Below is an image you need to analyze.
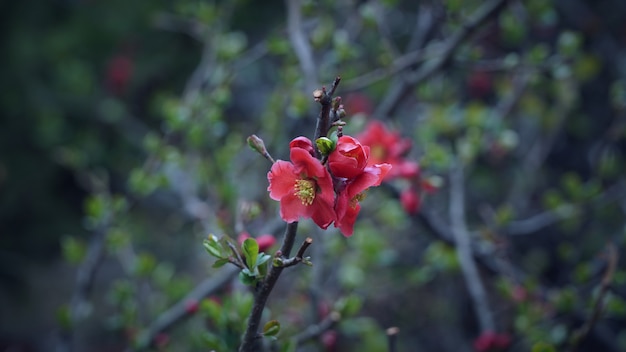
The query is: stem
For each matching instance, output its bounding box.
[313,76,341,158]
[239,222,299,352]
[569,243,618,350]
[386,327,400,352]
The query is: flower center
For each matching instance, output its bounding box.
[371,145,386,161]
[295,179,316,206]
[350,192,367,208]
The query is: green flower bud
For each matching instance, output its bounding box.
[247,134,267,154]
[316,137,336,156]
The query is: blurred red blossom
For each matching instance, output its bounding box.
[237,232,277,253]
[473,331,512,352]
[400,188,421,215]
[357,120,419,180]
[184,299,199,314]
[106,54,133,95]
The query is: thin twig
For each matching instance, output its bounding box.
[227,241,247,269]
[293,311,341,345]
[449,158,495,332]
[133,267,239,350]
[386,327,400,352]
[313,77,341,158]
[375,0,511,118]
[286,0,318,91]
[569,243,619,350]
[277,237,313,268]
[239,222,299,352]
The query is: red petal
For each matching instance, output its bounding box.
[279,193,310,223]
[335,198,360,236]
[346,163,391,198]
[289,136,315,156]
[267,160,297,200]
[311,197,337,229]
[290,147,327,178]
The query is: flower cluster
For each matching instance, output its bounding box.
[357,120,440,215]
[268,136,391,236]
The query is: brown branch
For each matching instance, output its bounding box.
[276,237,313,268]
[239,222,299,352]
[313,77,341,158]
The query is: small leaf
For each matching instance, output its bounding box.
[239,270,257,285]
[203,234,224,258]
[212,258,229,268]
[61,236,86,264]
[263,320,281,337]
[273,257,284,267]
[256,253,271,266]
[242,238,259,269]
[257,253,271,277]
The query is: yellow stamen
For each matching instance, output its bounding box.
[295,179,316,206]
[350,192,367,209]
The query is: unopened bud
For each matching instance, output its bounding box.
[313,89,324,102]
[247,134,267,154]
[332,96,342,110]
[316,137,336,156]
[338,108,347,119]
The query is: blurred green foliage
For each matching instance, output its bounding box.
[2,0,626,351]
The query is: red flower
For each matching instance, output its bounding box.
[400,188,421,215]
[256,234,277,252]
[328,135,370,179]
[357,121,419,180]
[289,136,316,156]
[185,299,199,314]
[268,141,336,229]
[334,163,391,236]
[473,331,511,352]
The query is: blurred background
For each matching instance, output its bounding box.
[1,0,626,351]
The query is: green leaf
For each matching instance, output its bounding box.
[263,319,280,337]
[133,252,157,277]
[56,304,72,330]
[242,238,259,269]
[203,234,224,258]
[256,253,271,277]
[256,253,271,266]
[61,236,86,264]
[239,269,257,285]
[212,258,229,268]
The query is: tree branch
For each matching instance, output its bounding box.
[286,0,318,91]
[569,243,619,350]
[293,311,341,345]
[239,222,299,352]
[134,266,239,350]
[375,0,511,118]
[449,159,495,332]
